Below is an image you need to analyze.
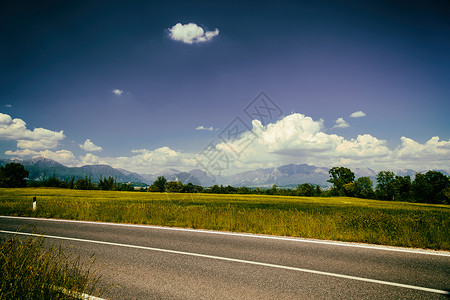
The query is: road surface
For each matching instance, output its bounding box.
[1,216,449,299]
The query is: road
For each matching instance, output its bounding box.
[1,216,449,299]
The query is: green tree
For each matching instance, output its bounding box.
[74,175,93,190]
[44,175,62,188]
[117,182,134,191]
[314,185,322,197]
[150,176,167,192]
[343,182,355,197]
[327,167,355,196]
[183,182,194,193]
[99,176,116,190]
[354,177,374,199]
[67,176,75,189]
[266,184,278,195]
[392,175,411,202]
[210,185,220,194]
[376,171,395,200]
[297,183,314,196]
[412,171,449,204]
[166,181,183,193]
[0,162,29,188]
[237,186,250,194]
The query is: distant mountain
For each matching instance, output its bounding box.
[353,167,377,178]
[0,157,148,184]
[186,169,218,187]
[229,164,330,187]
[75,164,147,183]
[141,168,219,186]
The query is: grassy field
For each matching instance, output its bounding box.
[0,233,103,299]
[0,188,449,250]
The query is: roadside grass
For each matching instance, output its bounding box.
[0,188,449,250]
[0,232,103,299]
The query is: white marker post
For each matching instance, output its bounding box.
[33,196,36,211]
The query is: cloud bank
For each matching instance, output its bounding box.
[168,23,219,44]
[2,112,449,174]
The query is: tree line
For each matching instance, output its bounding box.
[144,167,449,204]
[1,162,448,204]
[326,167,449,204]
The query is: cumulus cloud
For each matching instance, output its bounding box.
[112,89,123,96]
[395,136,450,161]
[210,113,450,173]
[333,117,350,128]
[0,112,64,150]
[350,111,366,118]
[196,125,215,131]
[5,149,77,166]
[79,139,103,152]
[168,23,219,44]
[79,153,103,166]
[217,114,387,162]
[17,139,61,150]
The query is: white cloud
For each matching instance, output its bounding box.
[0,112,64,150]
[17,139,60,150]
[168,23,219,44]
[112,89,123,96]
[121,147,197,172]
[196,125,215,131]
[79,139,103,152]
[350,111,366,118]
[79,153,103,166]
[5,149,77,166]
[333,117,350,128]
[209,113,449,173]
[3,112,448,175]
[395,136,450,161]
[216,114,386,163]
[5,104,12,108]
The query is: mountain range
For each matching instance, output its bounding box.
[1,157,447,188]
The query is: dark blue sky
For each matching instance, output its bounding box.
[1,0,449,173]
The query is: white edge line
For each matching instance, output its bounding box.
[1,230,448,296]
[1,215,449,257]
[53,286,105,300]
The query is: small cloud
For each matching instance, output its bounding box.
[196,125,215,131]
[350,111,366,118]
[333,117,350,128]
[5,104,12,108]
[168,23,219,44]
[112,89,123,96]
[79,139,103,152]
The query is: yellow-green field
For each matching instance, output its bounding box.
[1,188,449,250]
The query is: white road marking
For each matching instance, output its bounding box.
[1,215,449,257]
[1,229,448,295]
[53,286,105,300]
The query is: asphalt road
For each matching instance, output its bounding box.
[1,216,449,299]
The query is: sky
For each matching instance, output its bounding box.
[1,0,449,176]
